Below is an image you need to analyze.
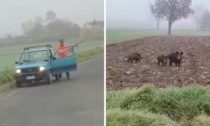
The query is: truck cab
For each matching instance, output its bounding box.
[15,45,77,87]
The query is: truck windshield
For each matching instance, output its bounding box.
[20,50,49,63]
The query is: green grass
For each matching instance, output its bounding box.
[107,29,210,44]
[76,47,103,62]
[0,69,14,84]
[107,85,210,126]
[0,82,15,93]
[190,115,210,126]
[107,109,179,126]
[0,69,15,93]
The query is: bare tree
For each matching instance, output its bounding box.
[151,0,193,35]
[21,20,34,35]
[34,16,44,25]
[46,11,56,23]
[192,5,206,31]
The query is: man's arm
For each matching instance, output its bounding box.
[64,45,71,53]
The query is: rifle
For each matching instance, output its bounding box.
[70,39,84,50]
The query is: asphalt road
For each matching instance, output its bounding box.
[0,56,104,126]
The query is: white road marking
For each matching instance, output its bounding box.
[6,90,18,97]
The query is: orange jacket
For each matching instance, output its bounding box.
[56,43,71,58]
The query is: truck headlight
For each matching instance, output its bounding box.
[39,66,45,71]
[16,69,21,74]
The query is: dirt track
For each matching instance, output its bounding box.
[107,36,210,90]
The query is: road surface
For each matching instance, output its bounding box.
[0,56,104,126]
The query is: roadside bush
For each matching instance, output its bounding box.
[0,69,14,85]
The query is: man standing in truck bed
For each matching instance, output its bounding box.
[56,39,71,79]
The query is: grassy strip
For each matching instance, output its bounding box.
[107,85,210,126]
[0,82,15,93]
[0,47,103,93]
[107,109,179,126]
[0,69,15,94]
[0,69,14,85]
[107,29,210,44]
[76,47,103,62]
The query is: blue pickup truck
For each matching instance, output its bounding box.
[14,45,77,87]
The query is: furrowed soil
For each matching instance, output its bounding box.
[107,36,210,90]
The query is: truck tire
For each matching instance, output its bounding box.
[47,71,53,84]
[16,81,22,88]
[59,73,62,79]
[55,74,60,81]
[67,72,70,80]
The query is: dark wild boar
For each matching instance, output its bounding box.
[168,51,183,67]
[157,55,168,66]
[126,53,142,63]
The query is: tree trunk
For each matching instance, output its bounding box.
[168,21,172,35]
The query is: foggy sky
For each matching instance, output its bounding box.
[0,0,103,37]
[107,0,210,29]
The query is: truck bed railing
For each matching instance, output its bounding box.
[24,45,52,51]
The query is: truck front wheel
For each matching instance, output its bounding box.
[47,71,53,84]
[16,81,22,88]
[55,74,60,81]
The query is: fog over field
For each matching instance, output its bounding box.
[107,0,210,29]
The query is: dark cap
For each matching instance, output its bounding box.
[59,39,64,42]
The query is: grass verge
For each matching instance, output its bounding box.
[107,109,179,126]
[76,47,103,62]
[0,69,15,94]
[0,47,103,93]
[107,84,210,126]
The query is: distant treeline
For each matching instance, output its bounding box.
[0,11,104,46]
